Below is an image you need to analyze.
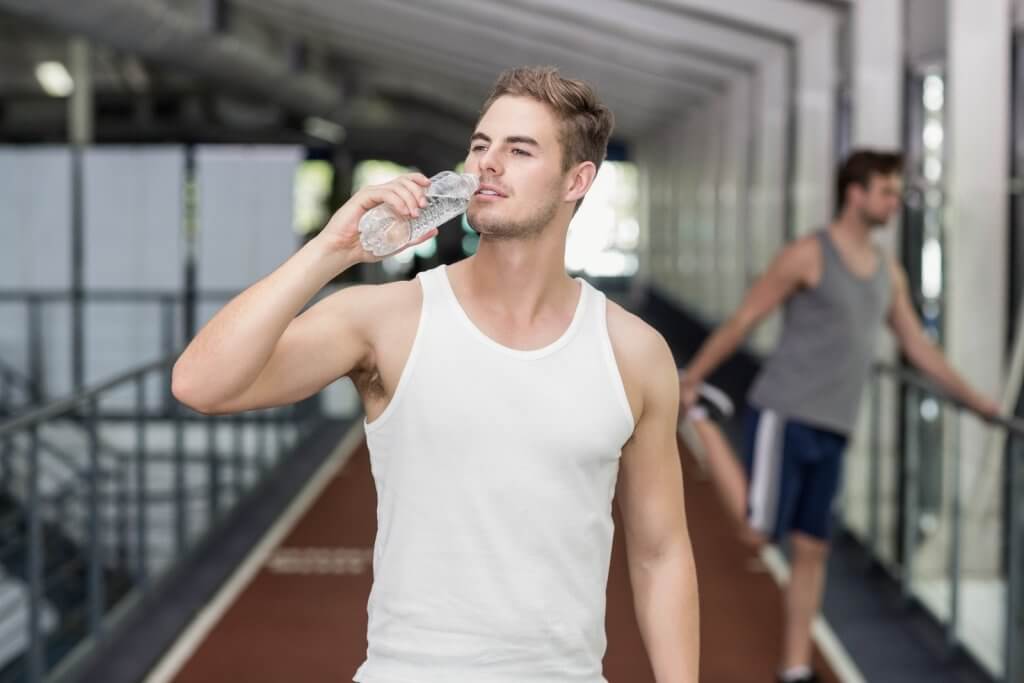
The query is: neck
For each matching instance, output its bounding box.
[830,210,874,246]
[455,220,575,320]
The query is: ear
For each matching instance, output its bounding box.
[847,183,864,206]
[563,161,598,204]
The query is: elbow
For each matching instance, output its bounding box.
[171,361,221,415]
[631,535,691,573]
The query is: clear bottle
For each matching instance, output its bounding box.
[358,171,480,257]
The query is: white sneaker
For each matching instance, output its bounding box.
[679,373,735,422]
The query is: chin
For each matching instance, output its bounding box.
[468,209,510,234]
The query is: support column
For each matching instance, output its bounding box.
[68,37,93,393]
[793,22,840,236]
[852,0,904,148]
[947,0,1010,578]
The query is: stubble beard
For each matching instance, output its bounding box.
[859,206,892,229]
[467,192,562,241]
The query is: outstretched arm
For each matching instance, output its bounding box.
[618,330,699,683]
[886,259,1000,417]
[680,238,816,407]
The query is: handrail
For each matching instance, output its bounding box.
[873,361,1024,435]
[0,359,169,436]
[0,356,37,394]
[0,354,319,681]
[862,361,1022,682]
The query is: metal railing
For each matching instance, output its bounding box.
[0,356,322,682]
[0,289,254,403]
[0,357,38,417]
[856,362,1024,682]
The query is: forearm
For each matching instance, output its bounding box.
[629,542,700,683]
[908,341,989,412]
[683,317,748,384]
[172,235,355,409]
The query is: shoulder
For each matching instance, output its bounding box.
[606,299,669,362]
[605,299,677,420]
[781,233,822,268]
[885,253,905,281]
[885,253,908,293]
[766,232,822,287]
[317,276,423,333]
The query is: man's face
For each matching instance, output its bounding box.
[464,95,569,239]
[853,173,903,227]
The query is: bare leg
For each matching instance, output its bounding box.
[781,532,829,673]
[689,419,749,530]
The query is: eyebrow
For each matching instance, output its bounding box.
[470,132,540,147]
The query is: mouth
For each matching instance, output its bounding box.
[474,183,508,199]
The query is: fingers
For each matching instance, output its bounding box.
[359,186,413,220]
[367,188,415,219]
[408,227,439,248]
[366,173,429,218]
[399,174,430,207]
[679,387,698,411]
[408,172,431,188]
[390,179,425,217]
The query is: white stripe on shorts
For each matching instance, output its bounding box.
[749,410,784,535]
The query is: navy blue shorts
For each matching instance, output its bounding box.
[743,407,848,542]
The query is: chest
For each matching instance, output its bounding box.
[799,267,890,333]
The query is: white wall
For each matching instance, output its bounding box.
[83,146,187,399]
[639,52,790,349]
[195,145,303,326]
[0,147,73,398]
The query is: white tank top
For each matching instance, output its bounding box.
[354,264,635,683]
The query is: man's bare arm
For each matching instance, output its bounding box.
[886,259,1000,417]
[618,326,699,683]
[172,173,434,414]
[680,237,817,404]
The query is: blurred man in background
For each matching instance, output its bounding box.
[678,149,1000,683]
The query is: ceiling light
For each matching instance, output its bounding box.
[35,61,74,97]
[303,117,346,144]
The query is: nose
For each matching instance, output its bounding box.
[477,146,503,177]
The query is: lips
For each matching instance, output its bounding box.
[475,183,508,198]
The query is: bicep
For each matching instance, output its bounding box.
[886,262,926,348]
[215,287,373,413]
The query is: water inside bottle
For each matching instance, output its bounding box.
[408,194,472,241]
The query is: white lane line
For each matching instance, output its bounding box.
[760,545,867,683]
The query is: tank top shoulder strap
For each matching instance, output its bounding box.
[585,283,635,432]
[586,281,607,329]
[873,244,891,286]
[414,264,448,314]
[817,228,838,262]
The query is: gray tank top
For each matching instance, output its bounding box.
[747,230,891,435]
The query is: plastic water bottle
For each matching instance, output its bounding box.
[358,171,480,257]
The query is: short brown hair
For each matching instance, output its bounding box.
[836,149,904,211]
[479,66,615,173]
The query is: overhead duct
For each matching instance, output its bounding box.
[0,0,343,120]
